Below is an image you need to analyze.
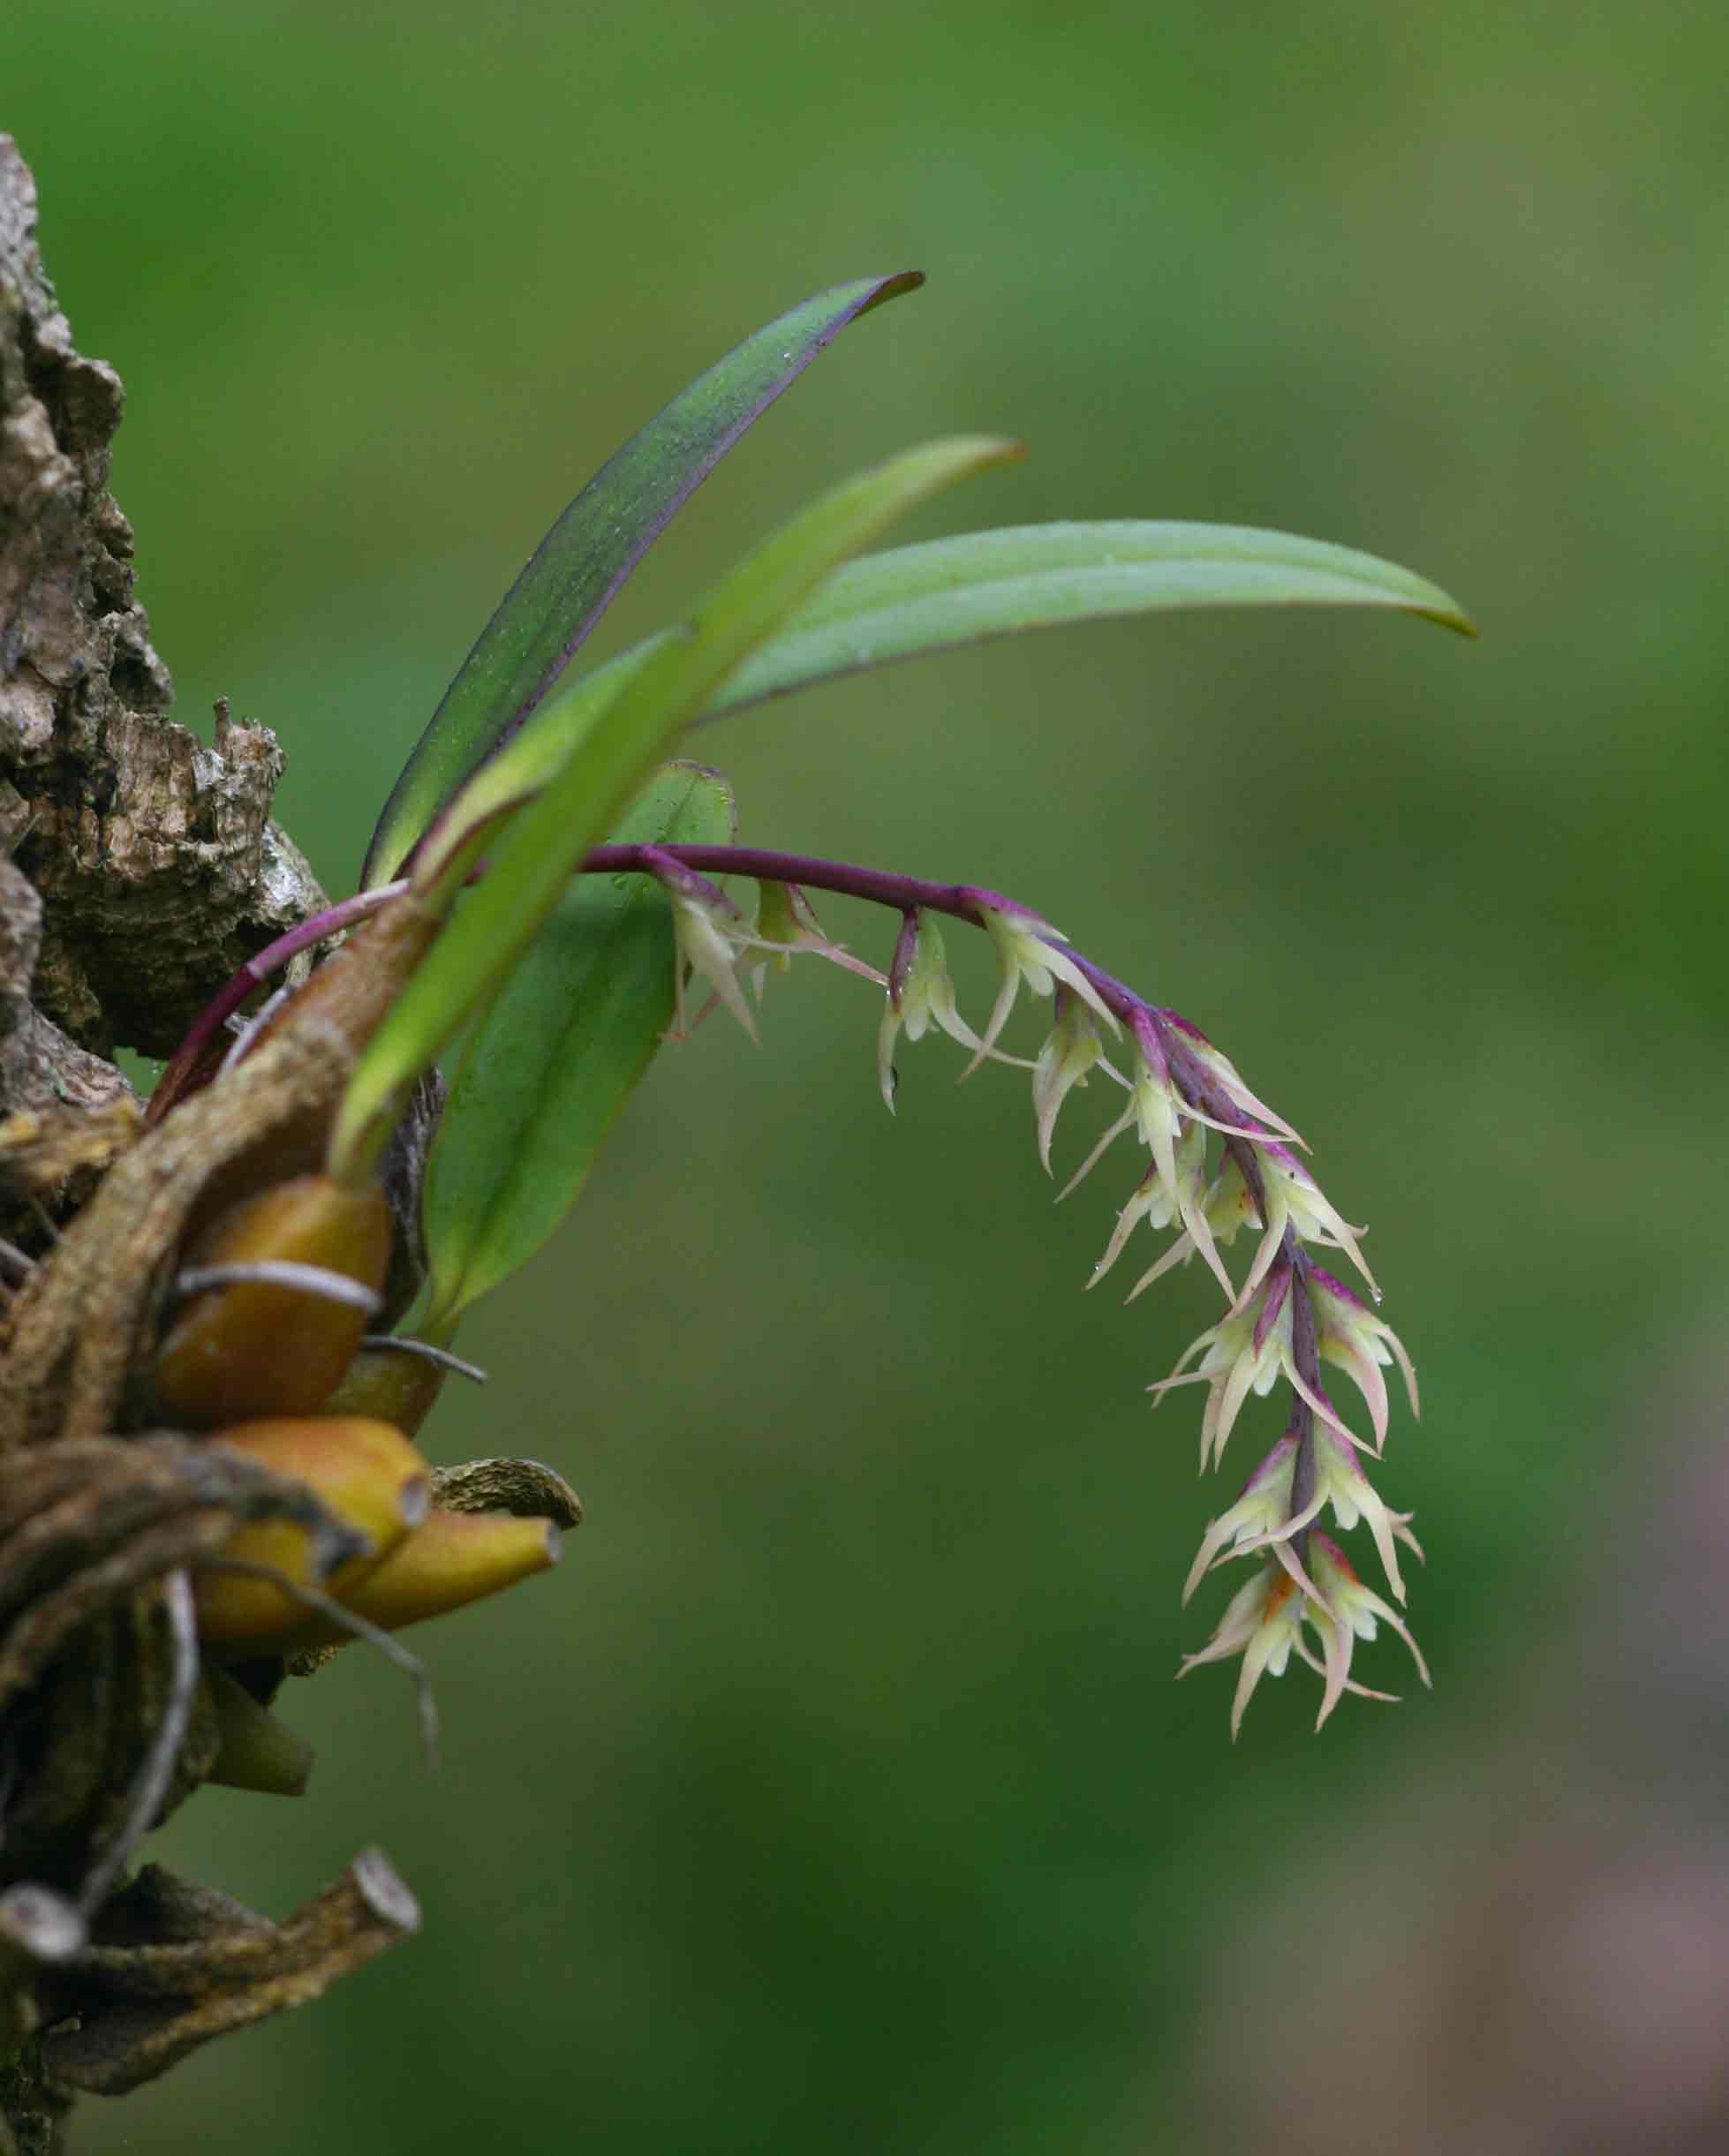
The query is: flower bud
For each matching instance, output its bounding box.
[155,1175,393,1425]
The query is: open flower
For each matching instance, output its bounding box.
[1241,1141,1374,1300]
[1067,1013,1264,1300]
[1309,1265,1419,1452]
[1149,1262,1301,1468]
[1155,1255,1380,1459]
[1306,1532,1431,1727]
[1160,1009,1304,1148]
[1121,1148,1262,1301]
[744,880,886,1003]
[1090,1117,1198,1266]
[1181,1529,1429,1735]
[1031,988,1111,1171]
[1207,1419,1422,1603]
[964,901,1117,1074]
[1182,1433,1301,1603]
[662,869,758,1040]
[877,911,986,1111]
[1176,1560,1310,1739]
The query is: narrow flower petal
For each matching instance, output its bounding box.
[1150,1270,1292,1469]
[1280,1361,1375,1456]
[1260,1144,1377,1294]
[671,893,759,1041]
[963,906,1118,1081]
[1174,1167,1238,1303]
[1023,936,1119,1036]
[738,891,888,991]
[879,911,997,1105]
[1057,1101,1136,1202]
[1123,1232,1197,1302]
[1227,1571,1306,1739]
[877,997,902,1113]
[1310,1534,1431,1689]
[1310,1423,1407,1601]
[1182,1436,1297,1603]
[1161,1014,1307,1148]
[1267,1531,1328,1611]
[1310,1267,1420,1422]
[1089,1166,1168,1291]
[965,961,1023,1077]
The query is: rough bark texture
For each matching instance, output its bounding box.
[0,132,322,1104]
[0,139,375,2154]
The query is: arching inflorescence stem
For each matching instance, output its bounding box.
[576,838,1429,1735]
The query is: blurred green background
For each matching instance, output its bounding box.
[11,1,1729,2148]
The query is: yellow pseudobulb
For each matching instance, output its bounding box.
[193,1415,430,1643]
[155,1175,392,1425]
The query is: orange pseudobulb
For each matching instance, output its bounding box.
[193,1416,431,1644]
[155,1175,392,1426]
[264,1506,561,1655]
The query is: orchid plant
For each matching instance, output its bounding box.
[0,265,1480,2135]
[160,270,1469,1736]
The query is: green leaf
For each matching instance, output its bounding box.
[709,519,1476,710]
[361,270,924,889]
[415,763,736,1335]
[328,433,1020,1180]
[441,521,1473,818]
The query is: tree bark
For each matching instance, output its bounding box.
[2,137,342,2151]
[0,133,322,1171]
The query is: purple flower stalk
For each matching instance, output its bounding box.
[147,882,409,1124]
[578,840,1427,1734]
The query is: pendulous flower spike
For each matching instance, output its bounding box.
[480,833,1428,1735]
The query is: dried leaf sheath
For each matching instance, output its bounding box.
[0,894,441,1451]
[39,1852,420,2096]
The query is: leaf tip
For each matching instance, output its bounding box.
[1414,584,1477,638]
[855,270,926,317]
